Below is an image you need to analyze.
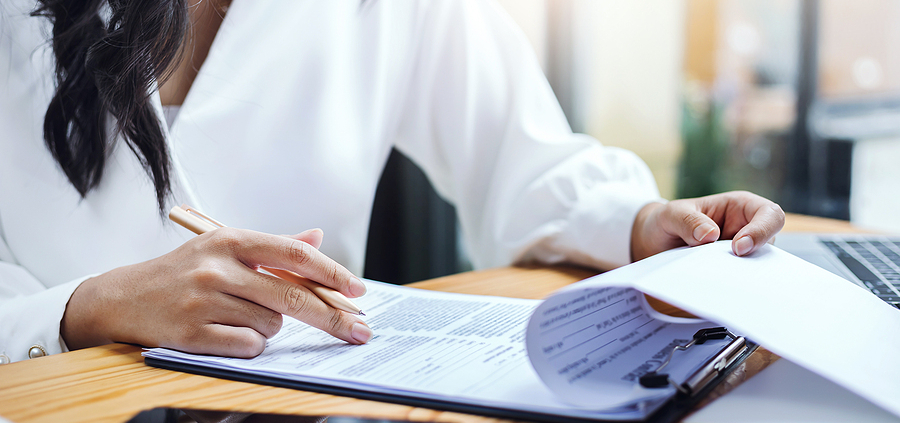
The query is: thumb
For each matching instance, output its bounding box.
[661,203,721,247]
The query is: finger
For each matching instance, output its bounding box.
[731,201,785,256]
[658,200,722,247]
[284,228,324,249]
[223,266,373,345]
[206,294,284,339]
[210,228,365,298]
[177,324,268,358]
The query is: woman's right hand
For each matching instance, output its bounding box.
[60,228,372,358]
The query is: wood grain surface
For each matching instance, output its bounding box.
[0,214,862,423]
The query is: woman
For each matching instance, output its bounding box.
[0,0,783,363]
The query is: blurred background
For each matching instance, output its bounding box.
[365,0,900,284]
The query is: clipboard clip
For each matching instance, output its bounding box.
[639,327,747,396]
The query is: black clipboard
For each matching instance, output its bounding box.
[144,329,757,423]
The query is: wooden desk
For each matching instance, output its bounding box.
[0,214,863,423]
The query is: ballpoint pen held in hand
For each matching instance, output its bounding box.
[169,205,365,316]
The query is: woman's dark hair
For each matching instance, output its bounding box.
[32,0,188,212]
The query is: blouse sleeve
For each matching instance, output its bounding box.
[0,1,91,364]
[0,216,86,363]
[392,0,663,271]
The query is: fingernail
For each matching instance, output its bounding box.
[693,224,716,242]
[735,236,754,256]
[349,277,367,297]
[351,322,372,344]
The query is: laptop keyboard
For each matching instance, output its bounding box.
[821,238,900,308]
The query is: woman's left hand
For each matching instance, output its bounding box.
[630,191,785,262]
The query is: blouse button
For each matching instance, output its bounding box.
[28,345,47,359]
[0,354,9,364]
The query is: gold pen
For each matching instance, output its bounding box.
[169,205,365,316]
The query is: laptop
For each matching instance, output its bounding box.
[775,233,900,309]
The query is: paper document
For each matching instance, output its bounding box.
[145,281,723,420]
[144,241,900,421]
[553,241,900,418]
[686,358,900,423]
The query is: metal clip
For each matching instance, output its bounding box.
[639,327,748,396]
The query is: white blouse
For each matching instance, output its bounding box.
[162,105,182,129]
[0,0,661,363]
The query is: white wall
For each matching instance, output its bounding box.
[576,1,686,200]
[496,1,686,199]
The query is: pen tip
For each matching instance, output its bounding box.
[359,311,366,316]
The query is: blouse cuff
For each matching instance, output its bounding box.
[0,276,91,363]
[555,183,664,270]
